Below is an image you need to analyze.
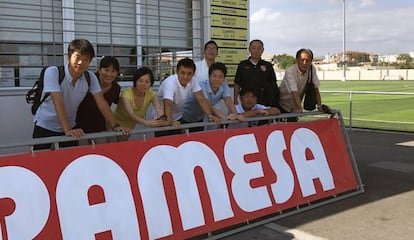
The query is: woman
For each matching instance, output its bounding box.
[113,67,167,128]
[76,56,121,133]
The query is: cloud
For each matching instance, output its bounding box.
[250,2,414,56]
[359,0,376,8]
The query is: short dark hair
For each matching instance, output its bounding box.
[296,48,314,60]
[176,58,196,72]
[99,56,120,72]
[239,88,259,98]
[132,67,155,87]
[68,39,95,60]
[204,40,218,50]
[249,39,264,48]
[209,62,227,77]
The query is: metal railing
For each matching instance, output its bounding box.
[0,111,337,156]
[321,90,414,131]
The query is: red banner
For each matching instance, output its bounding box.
[0,119,358,239]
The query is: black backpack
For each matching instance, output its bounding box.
[25,65,91,115]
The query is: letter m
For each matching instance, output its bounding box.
[137,141,234,239]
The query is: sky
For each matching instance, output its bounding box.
[249,0,414,57]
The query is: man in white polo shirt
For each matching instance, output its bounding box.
[155,58,219,137]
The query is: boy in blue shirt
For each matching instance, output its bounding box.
[182,62,243,132]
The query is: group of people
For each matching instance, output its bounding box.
[32,38,327,150]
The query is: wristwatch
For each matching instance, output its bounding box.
[112,123,121,131]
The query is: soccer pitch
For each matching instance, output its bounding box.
[318,80,414,132]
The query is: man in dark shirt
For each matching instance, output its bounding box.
[233,39,280,109]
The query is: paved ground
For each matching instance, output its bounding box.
[215,129,414,240]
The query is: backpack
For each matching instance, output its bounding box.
[25,65,91,115]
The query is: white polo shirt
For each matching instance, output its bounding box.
[194,59,209,82]
[157,74,201,121]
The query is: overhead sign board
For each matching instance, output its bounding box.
[211,15,248,29]
[217,48,247,64]
[211,6,247,17]
[211,0,247,9]
[210,0,248,84]
[214,39,246,49]
[211,27,247,41]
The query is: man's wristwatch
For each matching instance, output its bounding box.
[112,123,121,131]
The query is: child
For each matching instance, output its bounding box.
[229,88,280,129]
[182,62,242,132]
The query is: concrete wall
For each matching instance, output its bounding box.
[316,69,413,80]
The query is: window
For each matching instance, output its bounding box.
[0,0,202,87]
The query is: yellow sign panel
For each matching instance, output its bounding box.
[211,27,247,40]
[214,39,247,49]
[211,6,247,17]
[217,48,247,64]
[225,64,238,77]
[211,15,247,29]
[211,0,247,9]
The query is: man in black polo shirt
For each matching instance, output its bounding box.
[233,39,280,110]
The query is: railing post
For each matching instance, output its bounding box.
[349,91,353,130]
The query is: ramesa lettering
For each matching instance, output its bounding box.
[0,128,335,239]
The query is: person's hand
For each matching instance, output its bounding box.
[320,104,332,114]
[207,115,221,124]
[292,107,303,113]
[256,109,269,115]
[112,126,130,135]
[156,114,167,121]
[170,120,180,127]
[227,113,245,121]
[65,128,84,138]
[145,119,169,128]
[235,114,245,121]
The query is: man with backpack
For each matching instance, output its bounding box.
[32,39,129,150]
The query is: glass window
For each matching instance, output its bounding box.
[0,0,201,86]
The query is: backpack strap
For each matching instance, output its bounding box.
[84,70,91,87]
[40,65,65,104]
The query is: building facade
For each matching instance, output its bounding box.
[0,0,250,151]
[0,0,211,87]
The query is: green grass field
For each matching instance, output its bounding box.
[317,80,414,132]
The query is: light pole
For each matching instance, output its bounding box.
[341,0,346,81]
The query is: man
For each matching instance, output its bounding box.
[33,39,128,150]
[279,48,324,119]
[182,62,243,132]
[194,40,229,115]
[194,40,219,82]
[233,39,280,109]
[155,58,219,137]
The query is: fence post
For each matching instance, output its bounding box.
[349,91,353,130]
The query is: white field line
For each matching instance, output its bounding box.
[349,118,414,125]
[321,90,414,95]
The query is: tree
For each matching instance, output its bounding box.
[396,54,413,69]
[272,54,296,69]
